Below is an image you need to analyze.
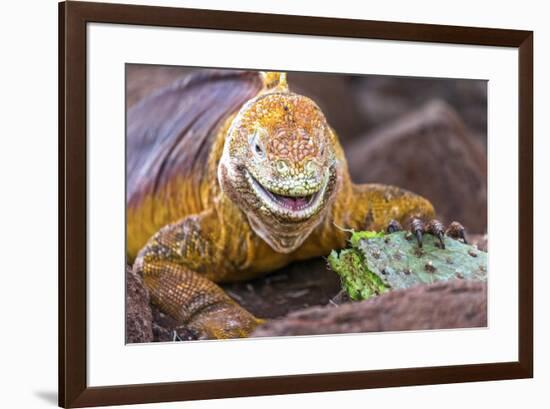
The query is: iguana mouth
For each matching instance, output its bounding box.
[245,170,327,220]
[263,189,316,211]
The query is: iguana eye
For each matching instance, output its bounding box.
[251,131,266,159]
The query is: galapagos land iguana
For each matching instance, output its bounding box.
[128,70,465,339]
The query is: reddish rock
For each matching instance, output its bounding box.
[252,280,487,337]
[346,100,487,233]
[222,257,341,319]
[353,75,487,142]
[126,265,154,343]
[469,234,488,252]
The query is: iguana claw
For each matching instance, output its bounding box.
[409,218,425,248]
[387,218,467,250]
[386,219,403,234]
[426,219,446,249]
[446,221,468,244]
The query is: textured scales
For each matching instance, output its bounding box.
[129,70,435,339]
[127,70,263,258]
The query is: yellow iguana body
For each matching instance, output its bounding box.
[128,70,435,339]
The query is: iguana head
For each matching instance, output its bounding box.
[218,72,341,253]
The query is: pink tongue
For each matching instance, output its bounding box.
[280,196,309,210]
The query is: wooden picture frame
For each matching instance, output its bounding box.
[59,1,533,407]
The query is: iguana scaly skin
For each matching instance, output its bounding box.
[128,70,435,339]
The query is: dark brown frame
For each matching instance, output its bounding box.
[59,1,533,407]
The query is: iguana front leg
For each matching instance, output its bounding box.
[346,183,467,246]
[133,211,262,340]
[346,183,436,231]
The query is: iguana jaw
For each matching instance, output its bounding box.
[246,210,325,254]
[218,157,338,254]
[245,169,328,221]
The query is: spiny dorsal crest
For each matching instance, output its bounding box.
[260,72,289,93]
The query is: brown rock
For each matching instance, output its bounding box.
[252,280,487,337]
[150,306,198,342]
[353,75,487,142]
[469,234,488,252]
[347,100,487,233]
[222,257,341,319]
[126,265,154,343]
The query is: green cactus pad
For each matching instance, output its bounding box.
[328,230,487,301]
[328,248,389,301]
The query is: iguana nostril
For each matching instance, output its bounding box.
[275,160,290,176]
[305,160,319,177]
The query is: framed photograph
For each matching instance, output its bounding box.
[59,1,533,407]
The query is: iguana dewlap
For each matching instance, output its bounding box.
[128,70,435,339]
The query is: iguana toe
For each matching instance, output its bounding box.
[445,221,468,244]
[399,218,467,249]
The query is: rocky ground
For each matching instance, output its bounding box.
[125,66,488,343]
[127,234,488,343]
[253,280,487,337]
